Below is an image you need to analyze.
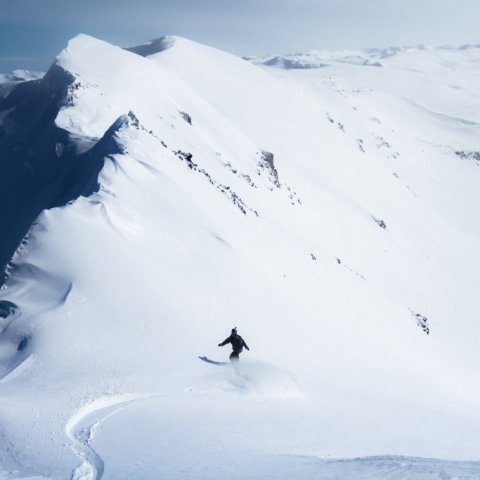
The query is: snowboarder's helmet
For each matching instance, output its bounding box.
[231,327,237,334]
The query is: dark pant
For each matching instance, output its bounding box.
[229,352,240,362]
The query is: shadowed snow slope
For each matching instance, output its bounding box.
[0,34,480,479]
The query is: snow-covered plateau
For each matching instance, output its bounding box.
[0,35,479,479]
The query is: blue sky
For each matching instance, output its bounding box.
[1,0,479,72]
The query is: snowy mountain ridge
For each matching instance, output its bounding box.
[0,34,480,479]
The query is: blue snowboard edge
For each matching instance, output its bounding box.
[198,356,229,366]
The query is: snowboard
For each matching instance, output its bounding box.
[198,356,229,366]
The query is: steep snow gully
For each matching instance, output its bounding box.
[1,34,480,478]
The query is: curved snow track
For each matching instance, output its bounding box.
[65,394,150,480]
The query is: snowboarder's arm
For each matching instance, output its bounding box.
[243,339,250,351]
[218,336,231,347]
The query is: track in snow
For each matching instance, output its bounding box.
[65,394,150,480]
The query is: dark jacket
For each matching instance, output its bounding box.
[219,333,249,354]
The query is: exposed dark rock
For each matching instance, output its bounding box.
[174,150,256,216]
[224,162,257,188]
[66,80,82,106]
[258,150,280,188]
[413,311,430,335]
[375,135,391,149]
[179,111,192,125]
[175,150,197,169]
[17,335,30,352]
[127,111,140,128]
[455,150,480,164]
[373,217,387,229]
[0,300,18,319]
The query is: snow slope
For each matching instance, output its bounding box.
[0,35,480,479]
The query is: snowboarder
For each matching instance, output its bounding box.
[218,327,249,362]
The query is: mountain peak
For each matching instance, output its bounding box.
[61,33,111,55]
[126,35,178,57]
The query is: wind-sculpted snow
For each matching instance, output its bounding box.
[0,62,124,283]
[0,33,480,478]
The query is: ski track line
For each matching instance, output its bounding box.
[65,393,155,480]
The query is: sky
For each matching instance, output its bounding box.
[0,0,479,73]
